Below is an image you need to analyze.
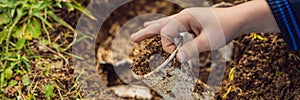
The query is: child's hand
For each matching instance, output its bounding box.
[131,0,279,62]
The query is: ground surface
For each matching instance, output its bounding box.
[130,36,180,75]
[94,0,300,100]
[215,33,300,99]
[2,0,91,99]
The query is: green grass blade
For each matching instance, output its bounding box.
[69,1,96,20]
[0,31,6,45]
[16,38,26,50]
[22,74,31,86]
[4,68,13,80]
[0,14,10,25]
[25,18,42,39]
[47,10,74,31]
[33,0,52,11]
[33,12,54,30]
[45,84,54,99]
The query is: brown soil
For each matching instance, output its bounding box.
[2,0,91,99]
[215,33,300,99]
[29,0,91,99]
[130,36,180,75]
[96,0,183,85]
[96,0,183,99]
[96,0,300,99]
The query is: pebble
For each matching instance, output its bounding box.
[109,85,152,100]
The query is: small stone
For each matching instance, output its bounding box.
[110,85,152,99]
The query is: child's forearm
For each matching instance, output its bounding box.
[231,0,280,34]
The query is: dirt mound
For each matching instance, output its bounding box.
[215,33,300,99]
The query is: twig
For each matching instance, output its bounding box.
[195,78,213,91]
[37,41,69,66]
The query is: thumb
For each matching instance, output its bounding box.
[176,33,210,62]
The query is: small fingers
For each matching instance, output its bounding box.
[132,17,173,42]
[143,17,169,27]
[160,19,187,54]
[176,31,210,62]
[131,23,163,42]
[161,34,176,54]
[144,20,157,27]
[143,14,178,27]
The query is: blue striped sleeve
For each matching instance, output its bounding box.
[288,0,300,23]
[266,0,300,50]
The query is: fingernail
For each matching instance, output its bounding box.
[177,52,186,62]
